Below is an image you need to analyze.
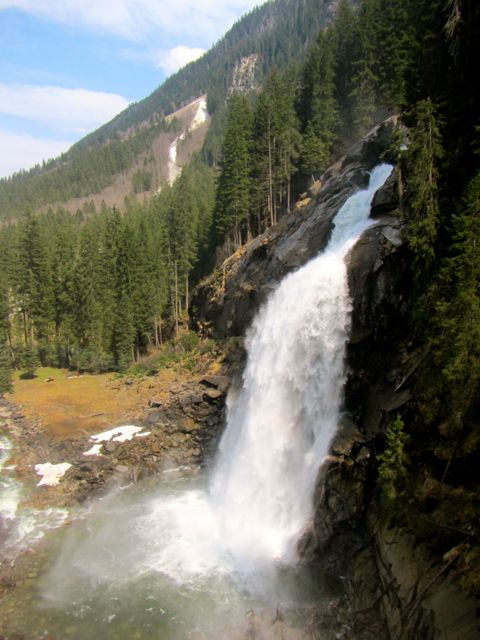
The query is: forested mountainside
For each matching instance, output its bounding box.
[0,0,478,383]
[0,0,358,221]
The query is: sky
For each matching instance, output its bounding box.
[0,0,262,179]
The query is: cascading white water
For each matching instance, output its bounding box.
[40,164,393,615]
[102,163,394,588]
[207,163,394,571]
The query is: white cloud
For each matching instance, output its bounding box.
[0,0,262,43]
[154,46,205,75]
[0,83,130,133]
[0,129,73,178]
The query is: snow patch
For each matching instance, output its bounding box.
[168,96,209,185]
[35,462,72,487]
[190,98,208,131]
[83,425,150,456]
[168,136,184,185]
[83,444,104,457]
[89,425,151,444]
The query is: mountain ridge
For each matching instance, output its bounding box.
[0,0,358,221]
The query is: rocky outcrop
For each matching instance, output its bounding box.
[230,54,260,94]
[191,118,479,639]
[191,117,399,340]
[0,375,229,507]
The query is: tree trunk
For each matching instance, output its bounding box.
[174,261,179,338]
[268,119,274,227]
[22,309,28,346]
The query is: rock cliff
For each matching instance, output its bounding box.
[191,118,479,639]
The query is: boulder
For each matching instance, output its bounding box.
[370,169,400,217]
[200,375,230,393]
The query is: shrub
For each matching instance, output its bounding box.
[177,331,200,353]
[378,414,411,508]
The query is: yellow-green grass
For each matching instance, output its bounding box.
[8,366,185,439]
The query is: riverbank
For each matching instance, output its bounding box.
[0,350,234,637]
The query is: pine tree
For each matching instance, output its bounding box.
[15,212,54,350]
[214,93,253,251]
[300,122,327,180]
[298,31,338,180]
[350,0,380,138]
[71,222,104,359]
[21,343,40,379]
[333,0,359,144]
[275,68,301,213]
[112,223,135,369]
[378,415,411,508]
[374,0,416,108]
[251,69,300,231]
[0,280,12,395]
[434,169,480,411]
[99,207,123,355]
[251,74,282,230]
[406,99,443,270]
[50,218,77,366]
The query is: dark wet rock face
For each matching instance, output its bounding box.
[191,117,479,639]
[191,118,399,340]
[370,168,400,218]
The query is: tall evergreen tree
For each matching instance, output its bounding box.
[71,222,104,360]
[0,279,12,395]
[406,99,443,270]
[251,69,300,231]
[50,219,77,366]
[215,93,253,250]
[435,170,480,412]
[332,0,359,144]
[112,223,135,369]
[251,80,278,230]
[374,0,416,108]
[15,212,53,350]
[350,0,380,138]
[298,31,338,179]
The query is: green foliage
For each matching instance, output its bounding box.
[199,338,216,355]
[405,99,443,270]
[0,281,12,395]
[377,415,411,508]
[298,31,339,177]
[177,331,200,353]
[214,93,253,248]
[71,349,115,374]
[433,170,480,412]
[0,119,171,220]
[0,155,216,374]
[20,343,40,379]
[332,0,359,143]
[0,343,12,395]
[132,169,153,193]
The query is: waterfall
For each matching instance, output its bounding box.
[115,163,394,587]
[41,164,393,612]
[208,163,393,571]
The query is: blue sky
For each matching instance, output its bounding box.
[0,0,262,178]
